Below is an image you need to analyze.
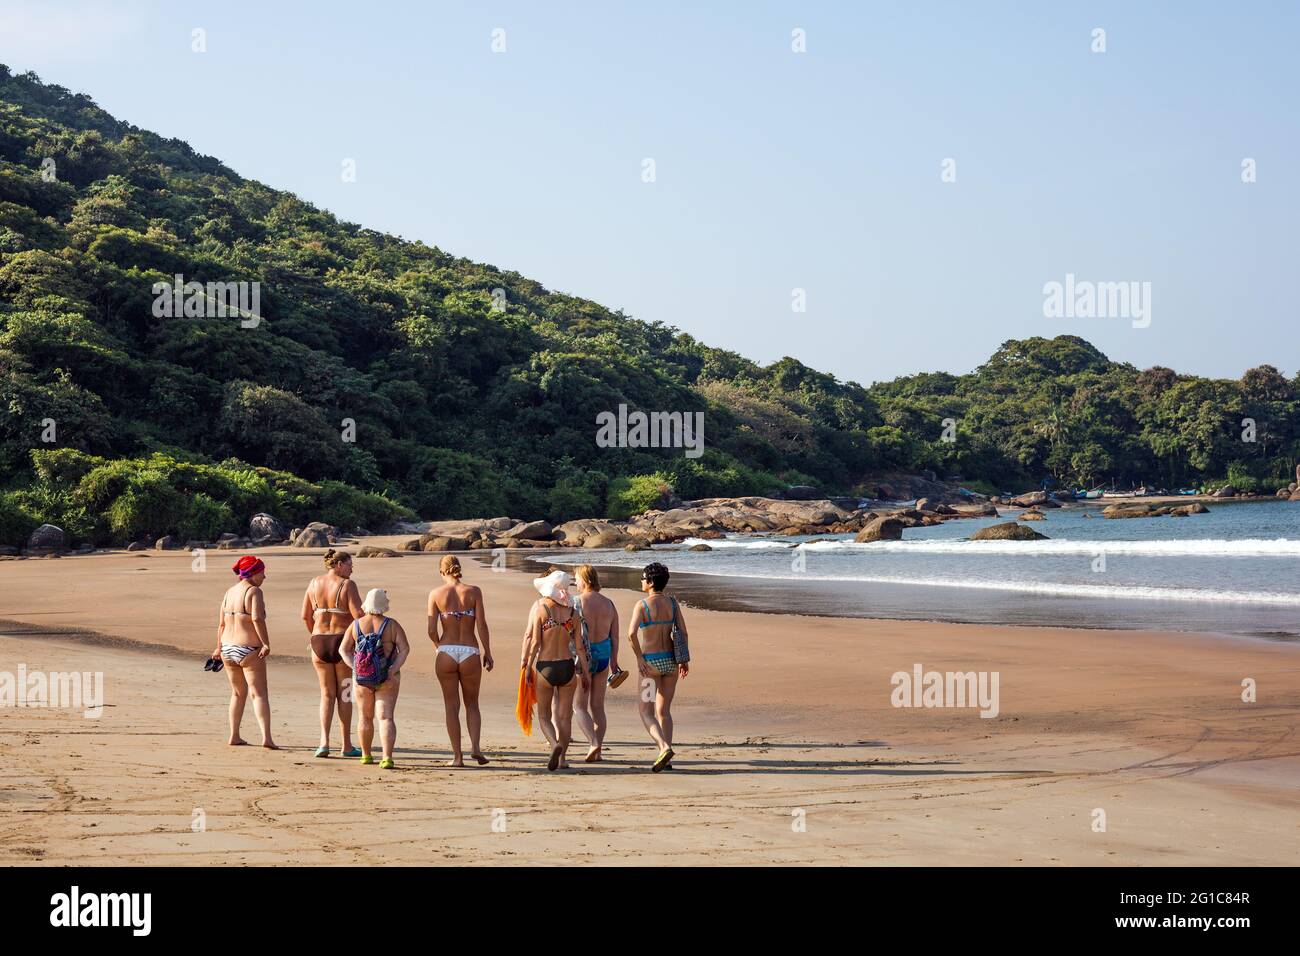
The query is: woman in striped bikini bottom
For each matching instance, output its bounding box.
[212,556,277,750]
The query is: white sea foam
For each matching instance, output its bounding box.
[823,575,1300,605]
[684,536,1300,558]
[682,537,796,551]
[647,565,1300,605]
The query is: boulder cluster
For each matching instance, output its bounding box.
[26,470,1295,560]
[1102,502,1209,519]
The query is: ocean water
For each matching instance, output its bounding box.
[527,499,1300,639]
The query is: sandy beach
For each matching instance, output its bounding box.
[2,543,1298,866]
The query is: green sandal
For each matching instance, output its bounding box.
[359,754,374,765]
[380,758,395,769]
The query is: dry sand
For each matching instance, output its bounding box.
[1,543,1298,865]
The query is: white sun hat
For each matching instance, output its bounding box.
[362,587,390,615]
[533,569,572,604]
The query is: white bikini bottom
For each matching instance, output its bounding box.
[438,644,479,664]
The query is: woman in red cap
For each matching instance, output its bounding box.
[211,555,278,748]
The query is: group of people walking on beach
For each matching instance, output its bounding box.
[211,551,690,772]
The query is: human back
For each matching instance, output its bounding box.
[636,591,678,656]
[577,588,616,645]
[221,579,263,645]
[535,598,577,660]
[308,559,359,637]
[431,579,481,645]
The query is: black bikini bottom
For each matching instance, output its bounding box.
[311,633,345,665]
[536,659,576,687]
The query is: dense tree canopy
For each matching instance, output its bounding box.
[2,65,1297,545]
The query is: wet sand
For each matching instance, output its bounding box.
[1,545,1298,865]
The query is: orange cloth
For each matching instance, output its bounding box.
[515,666,536,736]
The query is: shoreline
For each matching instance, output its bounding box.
[480,537,1300,643]
[6,513,1297,644]
[476,549,1276,640]
[3,550,1298,865]
[0,546,1264,658]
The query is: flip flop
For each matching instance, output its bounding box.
[652,748,674,773]
[379,758,395,769]
[607,668,628,689]
[314,747,329,758]
[359,754,374,765]
[342,747,362,758]
[547,745,563,771]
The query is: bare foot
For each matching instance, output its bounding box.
[261,741,279,750]
[471,753,489,765]
[547,745,563,771]
[584,746,601,763]
[228,737,247,746]
[559,760,570,769]
[446,758,465,768]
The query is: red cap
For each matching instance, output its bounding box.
[232,555,265,578]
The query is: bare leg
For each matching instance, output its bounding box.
[312,657,337,750]
[572,675,597,750]
[590,672,609,748]
[537,698,557,748]
[638,676,671,753]
[224,661,248,745]
[555,679,578,767]
[334,660,354,751]
[581,668,609,761]
[376,676,399,761]
[357,687,376,759]
[435,653,464,766]
[535,677,559,759]
[244,658,277,749]
[457,656,488,763]
[656,672,678,747]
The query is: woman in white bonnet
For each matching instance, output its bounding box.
[340,587,409,769]
[520,569,590,770]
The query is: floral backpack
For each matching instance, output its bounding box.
[353,617,394,687]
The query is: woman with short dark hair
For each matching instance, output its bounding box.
[627,561,689,772]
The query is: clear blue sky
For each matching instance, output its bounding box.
[3,1,1296,385]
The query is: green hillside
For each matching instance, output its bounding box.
[2,65,1297,546]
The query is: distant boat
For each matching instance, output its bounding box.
[1102,487,1158,498]
[1075,489,1104,499]
[1178,488,1200,496]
